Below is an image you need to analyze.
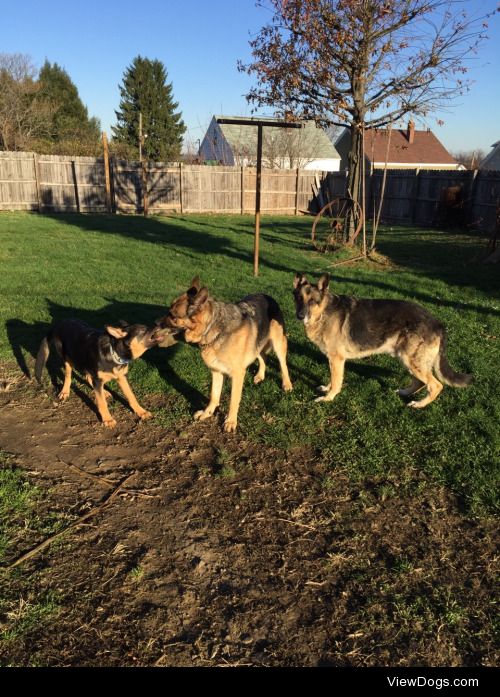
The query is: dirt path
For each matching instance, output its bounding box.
[0,370,497,667]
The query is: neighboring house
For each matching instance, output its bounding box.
[335,120,465,171]
[480,141,500,170]
[199,115,341,171]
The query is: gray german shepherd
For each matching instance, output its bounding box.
[293,273,473,408]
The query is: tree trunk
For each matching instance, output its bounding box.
[345,122,363,244]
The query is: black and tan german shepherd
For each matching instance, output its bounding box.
[293,273,473,408]
[156,277,293,432]
[35,319,176,427]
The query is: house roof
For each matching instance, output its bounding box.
[480,141,500,170]
[215,116,340,161]
[361,127,458,166]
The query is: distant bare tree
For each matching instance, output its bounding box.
[0,53,55,150]
[451,149,486,169]
[263,124,325,168]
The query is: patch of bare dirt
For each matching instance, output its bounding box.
[0,372,497,667]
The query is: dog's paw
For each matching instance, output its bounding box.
[138,410,152,421]
[57,390,70,401]
[314,394,335,403]
[253,374,265,385]
[223,418,238,433]
[407,400,426,409]
[282,380,293,392]
[194,409,214,421]
[102,417,117,428]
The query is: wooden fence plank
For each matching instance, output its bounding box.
[0,151,499,231]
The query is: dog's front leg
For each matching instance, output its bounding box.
[224,370,245,432]
[117,374,152,421]
[94,379,117,428]
[315,354,345,402]
[194,370,224,421]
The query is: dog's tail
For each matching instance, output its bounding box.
[434,330,473,388]
[35,331,52,383]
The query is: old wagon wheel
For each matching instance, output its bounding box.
[311,197,363,252]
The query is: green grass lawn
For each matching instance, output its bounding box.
[1,211,499,514]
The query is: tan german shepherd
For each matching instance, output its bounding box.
[293,273,473,408]
[156,277,293,431]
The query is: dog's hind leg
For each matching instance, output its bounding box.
[407,372,442,408]
[58,361,72,401]
[254,354,266,384]
[398,377,425,397]
[269,320,293,392]
[401,343,443,408]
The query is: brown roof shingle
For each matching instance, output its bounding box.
[364,128,458,165]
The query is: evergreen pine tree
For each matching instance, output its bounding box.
[38,61,100,149]
[112,56,185,161]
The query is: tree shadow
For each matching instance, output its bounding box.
[335,273,500,318]
[375,228,500,300]
[40,210,302,275]
[5,297,205,413]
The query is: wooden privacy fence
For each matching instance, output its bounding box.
[0,151,321,216]
[0,151,499,231]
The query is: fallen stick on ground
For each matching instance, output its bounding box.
[5,471,137,570]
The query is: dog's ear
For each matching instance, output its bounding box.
[187,276,201,296]
[188,287,209,315]
[118,319,130,328]
[105,325,129,339]
[293,272,307,289]
[317,273,330,292]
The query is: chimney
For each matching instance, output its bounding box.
[407,119,415,144]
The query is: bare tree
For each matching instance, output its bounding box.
[451,149,486,169]
[240,0,498,243]
[263,123,327,168]
[0,53,55,151]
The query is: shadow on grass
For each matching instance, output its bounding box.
[375,227,500,298]
[6,298,206,414]
[336,273,500,319]
[40,212,306,275]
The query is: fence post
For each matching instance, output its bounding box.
[102,131,112,213]
[411,168,420,223]
[295,168,300,215]
[179,162,183,214]
[142,159,148,217]
[71,160,80,213]
[467,169,479,224]
[33,153,41,212]
[241,165,245,215]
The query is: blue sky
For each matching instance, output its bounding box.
[3,0,499,156]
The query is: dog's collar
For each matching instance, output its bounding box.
[109,344,130,366]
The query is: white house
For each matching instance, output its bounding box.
[199,116,341,171]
